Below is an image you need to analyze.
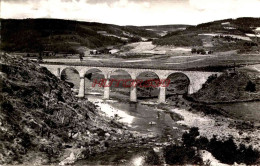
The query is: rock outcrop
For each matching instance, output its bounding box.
[0,54,124,164]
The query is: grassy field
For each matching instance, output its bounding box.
[42,52,260,72]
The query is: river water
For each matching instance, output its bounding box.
[213,102,260,123]
[75,90,260,165]
[88,94,186,138]
[75,91,187,165]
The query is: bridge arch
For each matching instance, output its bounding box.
[60,67,80,79]
[80,67,107,78]
[135,71,161,101]
[60,67,80,91]
[77,68,107,98]
[136,70,161,80]
[109,69,132,79]
[166,72,190,97]
[84,68,105,79]
[109,69,133,100]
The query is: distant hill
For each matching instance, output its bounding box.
[0,18,159,53]
[153,17,260,52]
[2,18,260,54]
[141,24,191,36]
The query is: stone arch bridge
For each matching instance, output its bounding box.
[40,64,221,103]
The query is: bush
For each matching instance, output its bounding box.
[208,74,218,82]
[182,127,199,147]
[173,128,260,165]
[245,81,256,92]
[191,48,197,54]
[196,48,205,54]
[208,136,238,164]
[164,145,202,165]
[163,127,202,165]
[208,50,213,54]
[145,150,161,165]
[208,136,260,164]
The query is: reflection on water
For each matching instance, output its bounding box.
[87,93,185,138]
[213,101,260,123]
[129,103,138,113]
[82,93,184,165]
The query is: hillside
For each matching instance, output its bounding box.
[153,17,260,53]
[2,18,259,55]
[0,54,130,165]
[0,19,159,53]
[190,70,260,103]
[141,24,191,36]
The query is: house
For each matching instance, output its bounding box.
[221,22,230,25]
[109,49,119,54]
[90,50,98,55]
[97,31,107,35]
[41,51,55,56]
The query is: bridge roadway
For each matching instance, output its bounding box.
[40,63,221,103]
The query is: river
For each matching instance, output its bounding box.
[75,91,188,165]
[212,102,260,123]
[74,90,260,165]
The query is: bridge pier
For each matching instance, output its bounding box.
[158,86,166,103]
[130,75,137,102]
[130,86,137,102]
[56,68,61,79]
[78,77,85,98]
[188,85,194,94]
[103,79,110,100]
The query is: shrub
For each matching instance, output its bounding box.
[164,145,202,165]
[182,127,199,147]
[191,48,197,54]
[196,48,205,54]
[172,128,260,165]
[245,81,256,92]
[208,136,260,164]
[145,150,161,165]
[208,136,238,164]
[163,127,202,165]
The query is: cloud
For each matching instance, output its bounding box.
[188,0,260,23]
[1,0,260,25]
[86,0,187,4]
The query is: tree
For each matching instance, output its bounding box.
[37,53,43,62]
[191,48,197,54]
[79,52,84,62]
[208,50,213,54]
[201,50,206,55]
[245,81,256,92]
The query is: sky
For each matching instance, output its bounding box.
[1,0,260,26]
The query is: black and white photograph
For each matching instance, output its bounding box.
[0,0,260,165]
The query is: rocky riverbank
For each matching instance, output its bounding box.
[0,54,145,165]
